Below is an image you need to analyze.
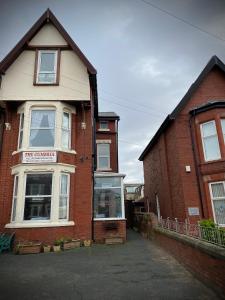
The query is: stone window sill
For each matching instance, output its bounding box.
[5,221,75,228]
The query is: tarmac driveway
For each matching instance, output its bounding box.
[0,230,220,300]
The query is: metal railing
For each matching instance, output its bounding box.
[159,217,225,248]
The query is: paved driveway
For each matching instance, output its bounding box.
[0,230,220,300]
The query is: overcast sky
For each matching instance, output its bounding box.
[1,0,225,183]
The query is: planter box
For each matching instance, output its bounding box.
[53,245,61,252]
[43,246,51,253]
[63,240,81,250]
[83,240,92,247]
[16,244,41,255]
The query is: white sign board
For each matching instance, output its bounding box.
[188,207,200,216]
[22,151,57,164]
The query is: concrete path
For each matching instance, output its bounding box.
[0,230,220,300]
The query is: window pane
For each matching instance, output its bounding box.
[63,112,70,129]
[98,144,109,156]
[40,52,55,72]
[25,174,52,196]
[38,73,56,83]
[95,177,121,188]
[30,129,55,147]
[31,110,55,128]
[61,174,68,195]
[99,157,109,169]
[18,130,23,149]
[62,130,69,149]
[20,113,24,129]
[12,176,19,222]
[211,183,225,198]
[213,200,225,225]
[24,174,52,221]
[203,136,220,161]
[202,122,216,137]
[100,121,108,129]
[59,196,67,219]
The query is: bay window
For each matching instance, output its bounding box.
[36,50,58,84]
[18,113,24,149]
[200,121,221,161]
[209,182,225,226]
[11,175,19,222]
[62,112,71,149]
[94,176,124,220]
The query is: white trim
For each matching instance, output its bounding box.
[5,221,75,228]
[96,140,111,144]
[98,129,110,132]
[94,218,126,221]
[94,172,126,178]
[209,181,225,226]
[200,120,221,162]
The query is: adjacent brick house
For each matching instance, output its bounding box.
[0,9,126,244]
[139,56,225,226]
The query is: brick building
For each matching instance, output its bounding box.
[139,56,225,226]
[0,9,126,244]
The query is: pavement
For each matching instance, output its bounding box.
[0,230,221,300]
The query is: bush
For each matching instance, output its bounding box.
[199,219,216,228]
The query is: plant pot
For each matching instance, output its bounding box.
[16,243,41,255]
[53,245,61,252]
[83,240,92,247]
[43,245,51,253]
[63,240,81,250]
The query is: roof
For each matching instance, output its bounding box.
[0,9,96,75]
[0,9,99,118]
[98,112,120,120]
[139,55,225,161]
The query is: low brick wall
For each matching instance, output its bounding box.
[153,227,225,297]
[94,220,126,243]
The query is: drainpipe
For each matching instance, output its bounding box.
[91,110,97,242]
[189,113,205,218]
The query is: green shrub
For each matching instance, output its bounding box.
[199,219,216,228]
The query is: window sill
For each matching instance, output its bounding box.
[33,83,59,86]
[96,168,112,171]
[5,221,75,228]
[94,218,126,221]
[98,129,110,132]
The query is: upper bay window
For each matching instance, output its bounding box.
[200,120,221,161]
[17,101,74,152]
[35,50,59,85]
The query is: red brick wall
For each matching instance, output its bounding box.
[93,220,126,243]
[154,230,225,295]
[143,67,225,222]
[96,120,118,172]
[0,104,93,243]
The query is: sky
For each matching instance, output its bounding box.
[1,0,225,183]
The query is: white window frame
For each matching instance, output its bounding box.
[209,181,225,226]
[94,175,125,221]
[15,101,76,154]
[6,164,75,228]
[11,175,19,222]
[155,194,161,221]
[29,108,56,149]
[18,113,24,149]
[97,143,110,170]
[59,173,70,221]
[200,120,221,162]
[36,50,58,84]
[61,111,71,150]
[23,172,53,222]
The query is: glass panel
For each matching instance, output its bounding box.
[98,144,109,156]
[95,177,121,188]
[25,174,52,196]
[203,136,220,161]
[213,200,225,225]
[100,121,108,129]
[202,121,216,137]
[40,52,55,72]
[221,119,225,135]
[99,157,109,169]
[62,130,69,149]
[211,183,225,198]
[18,130,23,149]
[24,174,52,221]
[61,174,68,195]
[62,112,70,129]
[31,110,55,128]
[38,73,56,83]
[20,113,24,129]
[12,176,19,222]
[94,188,122,218]
[30,129,55,147]
[59,196,67,219]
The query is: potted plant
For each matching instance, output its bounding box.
[53,238,63,252]
[83,239,92,247]
[43,244,51,253]
[16,241,41,255]
[63,237,81,250]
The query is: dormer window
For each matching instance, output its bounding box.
[35,50,59,85]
